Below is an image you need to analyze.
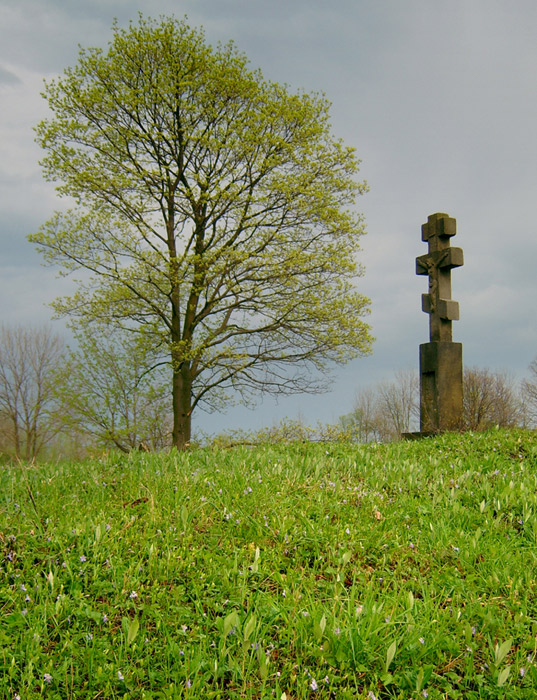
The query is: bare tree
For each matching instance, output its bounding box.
[0,325,64,459]
[342,370,419,442]
[340,387,384,442]
[376,369,419,439]
[522,357,537,426]
[463,367,525,430]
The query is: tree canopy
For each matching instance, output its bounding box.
[30,15,372,449]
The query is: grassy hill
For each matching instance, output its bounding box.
[1,429,537,698]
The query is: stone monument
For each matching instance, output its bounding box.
[415,212,464,433]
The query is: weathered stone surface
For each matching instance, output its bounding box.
[414,212,464,434]
[420,341,463,432]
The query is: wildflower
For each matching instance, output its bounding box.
[79,555,87,563]
[368,692,378,700]
[25,595,30,602]
[345,528,350,535]
[310,678,318,691]
[334,627,341,635]
[182,624,188,632]
[129,591,138,599]
[422,692,429,698]
[21,609,27,616]
[186,679,192,687]
[106,523,111,531]
[20,584,26,592]
[419,637,425,645]
[520,667,526,677]
[44,673,53,684]
[356,605,363,615]
[102,614,108,623]
[118,671,124,681]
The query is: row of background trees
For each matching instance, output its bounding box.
[0,324,171,460]
[340,367,534,443]
[2,323,537,460]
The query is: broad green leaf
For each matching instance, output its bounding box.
[243,614,256,642]
[223,610,240,637]
[127,617,139,646]
[385,639,397,673]
[257,645,268,681]
[497,665,511,687]
[494,639,512,666]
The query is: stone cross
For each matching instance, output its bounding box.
[416,213,464,433]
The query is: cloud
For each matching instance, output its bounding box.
[0,64,21,85]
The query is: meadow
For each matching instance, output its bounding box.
[1,428,537,699]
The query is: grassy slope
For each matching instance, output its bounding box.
[1,429,537,699]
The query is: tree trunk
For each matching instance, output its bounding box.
[172,361,192,450]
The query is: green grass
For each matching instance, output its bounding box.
[1,428,537,698]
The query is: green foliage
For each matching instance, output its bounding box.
[2,428,537,697]
[54,324,171,452]
[206,417,353,447]
[29,14,372,448]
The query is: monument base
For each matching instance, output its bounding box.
[420,341,463,433]
[402,431,439,440]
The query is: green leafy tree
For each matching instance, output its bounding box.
[30,15,372,449]
[55,326,171,452]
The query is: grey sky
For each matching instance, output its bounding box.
[1,0,537,435]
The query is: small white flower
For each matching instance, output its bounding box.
[310,678,318,691]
